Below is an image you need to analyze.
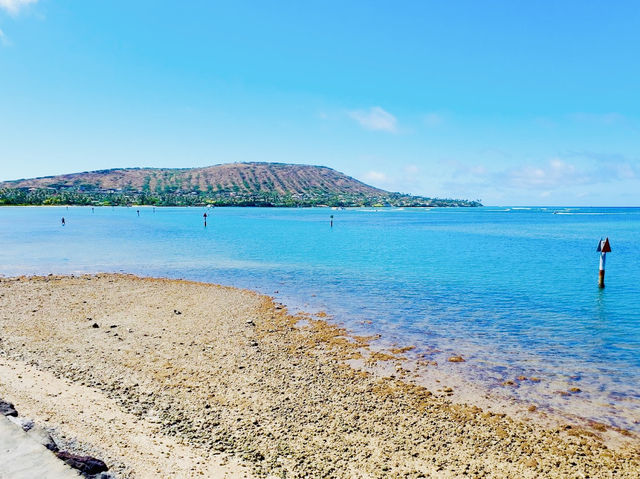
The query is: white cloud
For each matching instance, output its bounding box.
[448,161,490,180]
[584,152,640,182]
[446,154,639,196]
[0,0,38,14]
[361,165,426,193]
[0,28,7,45]
[363,170,388,183]
[423,112,444,127]
[440,153,640,205]
[348,106,397,133]
[404,164,420,175]
[502,159,589,189]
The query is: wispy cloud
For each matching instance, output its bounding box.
[568,112,626,125]
[404,164,420,175]
[0,27,8,46]
[500,159,591,189]
[568,151,640,183]
[362,164,423,192]
[445,154,639,195]
[423,112,444,127]
[348,106,397,133]
[447,160,490,180]
[363,170,388,183]
[0,0,38,15]
[530,112,639,132]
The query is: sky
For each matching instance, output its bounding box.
[1,1,639,205]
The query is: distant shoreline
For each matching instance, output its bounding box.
[0,195,481,208]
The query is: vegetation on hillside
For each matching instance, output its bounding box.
[0,187,480,207]
[0,163,481,207]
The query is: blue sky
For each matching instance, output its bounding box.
[1,1,638,205]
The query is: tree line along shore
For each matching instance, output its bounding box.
[0,187,481,208]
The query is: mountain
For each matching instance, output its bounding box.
[0,162,480,207]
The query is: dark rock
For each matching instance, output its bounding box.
[0,399,18,417]
[92,323,100,328]
[7,415,34,431]
[55,451,108,475]
[26,422,59,452]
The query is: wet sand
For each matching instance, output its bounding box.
[1,274,639,478]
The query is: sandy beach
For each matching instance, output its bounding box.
[1,274,639,478]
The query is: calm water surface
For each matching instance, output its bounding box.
[1,206,639,430]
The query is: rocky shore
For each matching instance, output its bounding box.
[1,274,639,478]
[1,397,111,478]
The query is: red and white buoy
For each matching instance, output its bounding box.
[596,237,611,288]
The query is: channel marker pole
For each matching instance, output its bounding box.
[596,237,611,289]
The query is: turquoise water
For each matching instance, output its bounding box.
[1,206,639,430]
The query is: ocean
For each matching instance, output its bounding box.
[2,205,639,431]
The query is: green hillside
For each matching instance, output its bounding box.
[0,162,481,207]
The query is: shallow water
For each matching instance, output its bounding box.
[2,206,639,430]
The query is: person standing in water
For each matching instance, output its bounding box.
[61,217,65,226]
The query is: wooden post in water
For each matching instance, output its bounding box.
[596,237,611,288]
